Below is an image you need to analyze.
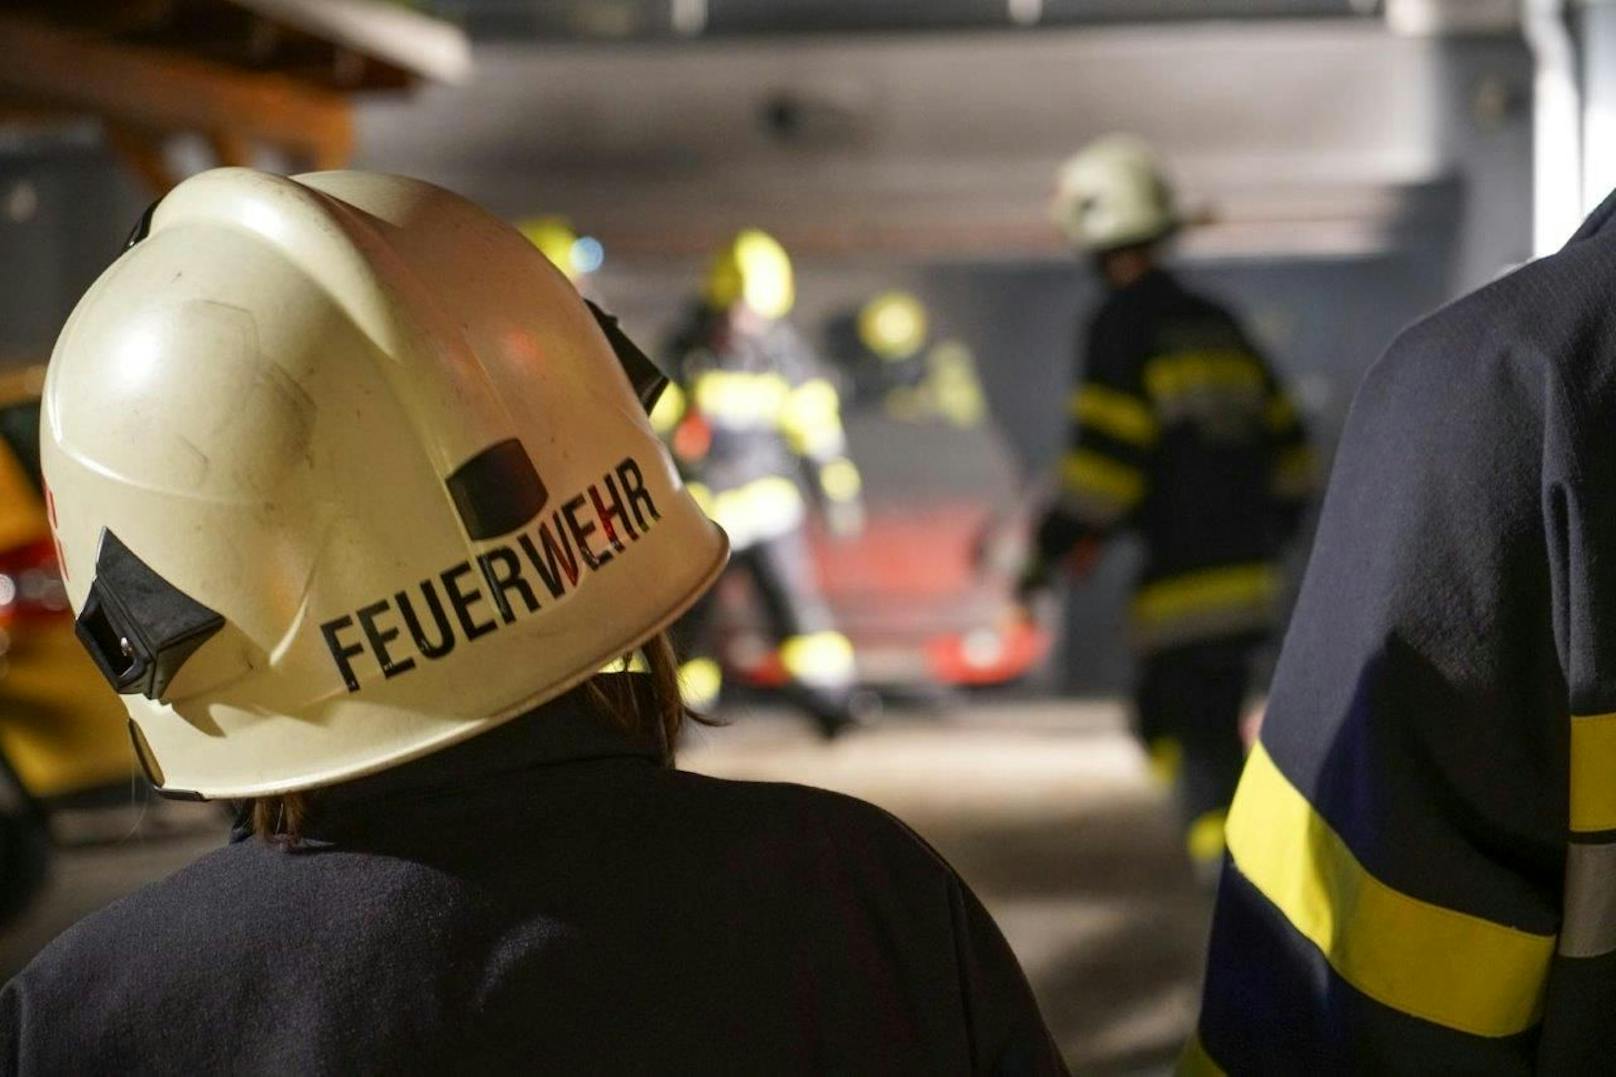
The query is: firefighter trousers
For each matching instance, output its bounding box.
[672,526,856,734]
[1135,638,1254,869]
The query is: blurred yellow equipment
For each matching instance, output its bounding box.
[1052,134,1178,252]
[520,215,590,281]
[0,367,132,800]
[856,291,928,362]
[704,229,795,320]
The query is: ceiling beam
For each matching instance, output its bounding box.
[0,12,352,170]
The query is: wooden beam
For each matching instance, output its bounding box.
[105,125,178,196]
[0,12,352,168]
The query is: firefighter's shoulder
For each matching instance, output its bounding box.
[660,767,960,882]
[1374,235,1616,418]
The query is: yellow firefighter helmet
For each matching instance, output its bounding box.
[704,228,795,320]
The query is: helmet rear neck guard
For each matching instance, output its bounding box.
[44,168,727,800]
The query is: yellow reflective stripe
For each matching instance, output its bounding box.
[649,381,686,436]
[1144,350,1263,403]
[599,651,650,674]
[1176,1032,1226,1077]
[1228,742,1555,1037]
[1265,392,1298,432]
[678,657,723,711]
[692,370,790,424]
[1273,444,1318,499]
[820,457,862,501]
[780,630,855,685]
[1070,384,1158,447]
[1059,450,1145,508]
[1571,712,1616,832]
[706,476,806,547]
[1186,809,1229,865]
[1147,736,1183,788]
[685,481,716,518]
[779,378,845,455]
[1133,564,1277,627]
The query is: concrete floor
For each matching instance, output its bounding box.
[1,698,1207,1074]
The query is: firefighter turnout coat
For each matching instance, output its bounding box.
[1191,194,1616,1072]
[1036,268,1312,654]
[1,680,1064,1074]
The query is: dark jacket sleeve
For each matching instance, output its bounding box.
[1035,307,1153,564]
[1193,274,1586,1072]
[947,873,1068,1076]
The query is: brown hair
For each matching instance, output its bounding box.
[245,631,692,845]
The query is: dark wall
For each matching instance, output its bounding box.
[0,143,146,363]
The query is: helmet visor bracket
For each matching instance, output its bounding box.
[586,300,669,414]
[74,528,225,701]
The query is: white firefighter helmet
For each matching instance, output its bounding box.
[42,168,728,800]
[1051,135,1177,252]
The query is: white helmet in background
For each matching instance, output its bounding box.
[42,168,727,800]
[1051,134,1177,252]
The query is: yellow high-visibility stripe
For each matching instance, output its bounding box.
[1186,809,1229,865]
[649,380,686,436]
[1273,445,1319,499]
[1059,450,1145,508]
[780,630,855,686]
[1070,384,1158,447]
[819,457,862,501]
[779,378,845,455]
[1571,712,1616,832]
[598,650,650,674]
[692,369,791,425]
[1265,392,1298,432]
[1144,350,1263,404]
[678,657,723,711]
[1227,743,1555,1038]
[1175,1032,1226,1077]
[1133,564,1277,627]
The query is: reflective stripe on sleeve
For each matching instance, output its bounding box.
[677,656,723,712]
[692,369,791,427]
[1272,444,1318,500]
[1130,563,1278,651]
[779,378,846,456]
[1571,711,1616,832]
[1059,450,1144,510]
[1265,392,1299,432]
[1226,743,1555,1037]
[1560,841,1616,958]
[1144,350,1263,405]
[1070,384,1158,447]
[780,630,855,688]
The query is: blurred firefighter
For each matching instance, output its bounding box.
[824,290,989,428]
[1016,135,1316,874]
[654,229,866,736]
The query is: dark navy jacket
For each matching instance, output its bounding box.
[1036,268,1314,654]
[1194,194,1616,1072]
[0,682,1063,1075]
